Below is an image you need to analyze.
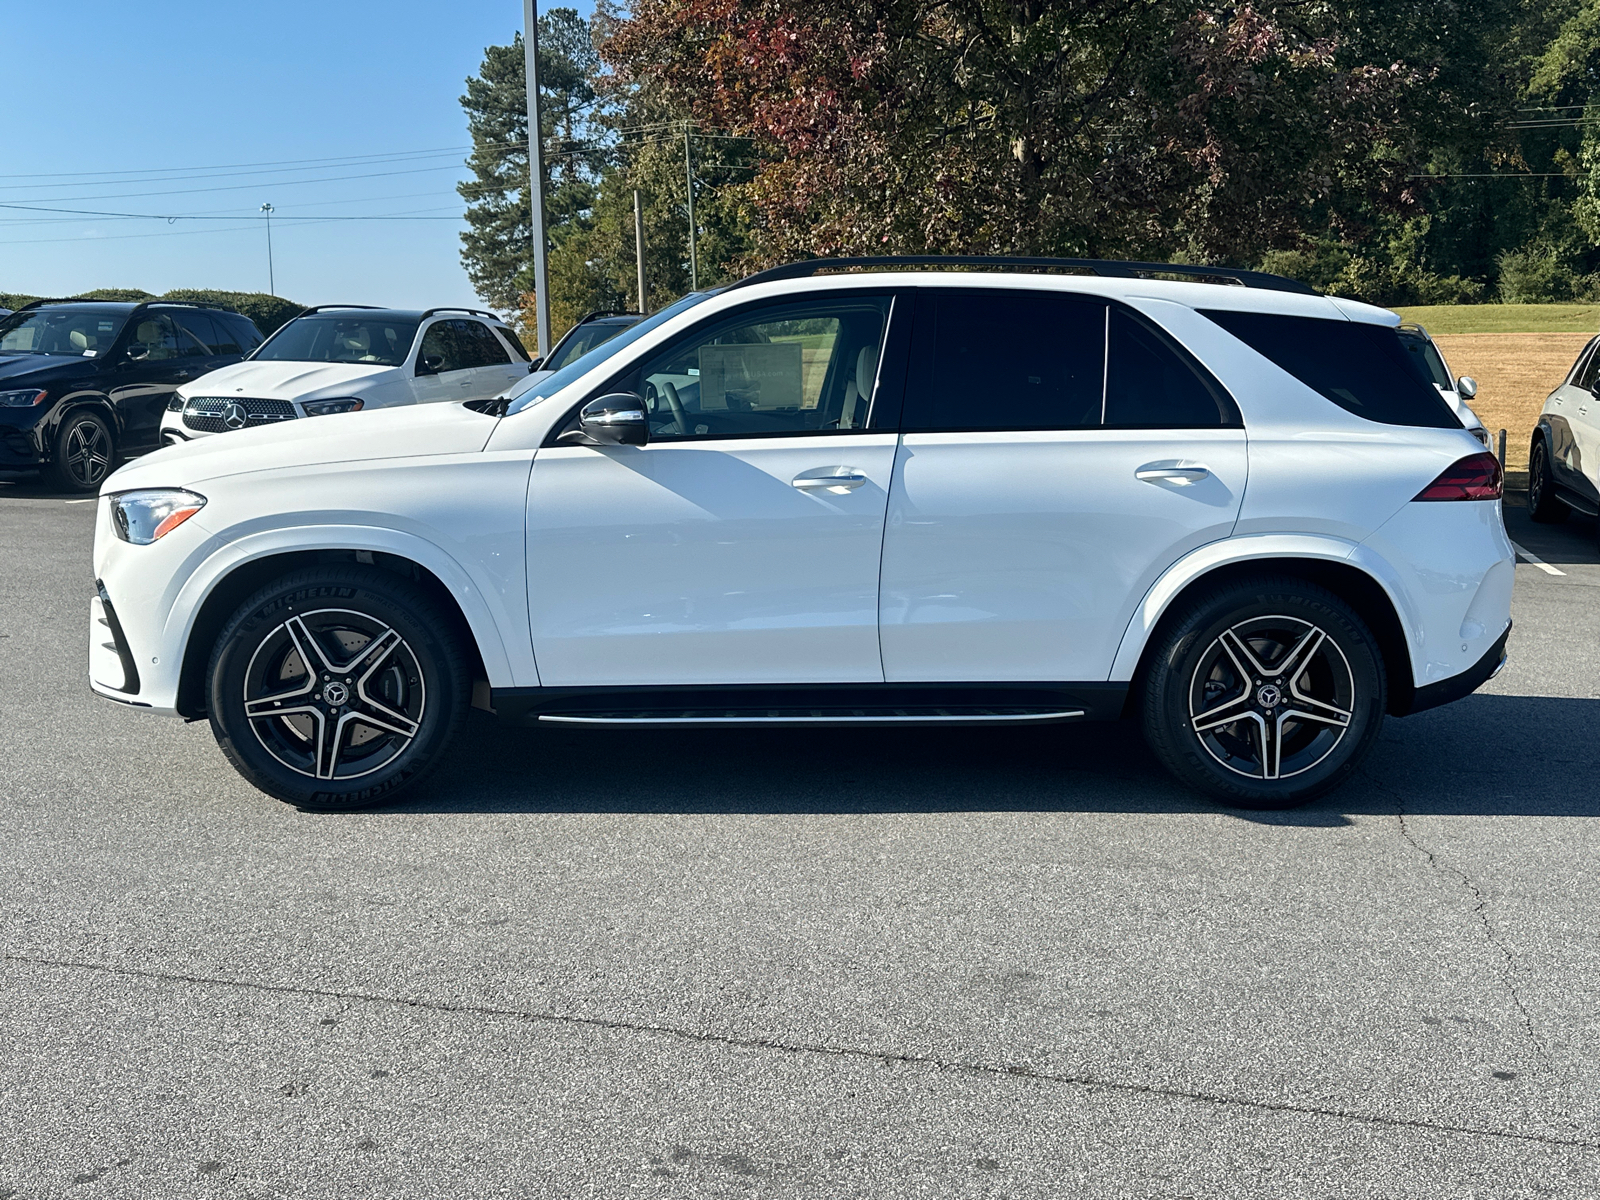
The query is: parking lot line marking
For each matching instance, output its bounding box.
[65,498,97,505]
[1509,540,1566,576]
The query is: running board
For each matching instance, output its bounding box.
[537,708,1085,728]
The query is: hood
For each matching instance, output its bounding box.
[103,400,500,493]
[178,359,396,400]
[0,354,90,385]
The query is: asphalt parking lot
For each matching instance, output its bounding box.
[2,476,1598,1199]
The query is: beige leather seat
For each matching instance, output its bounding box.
[839,342,879,429]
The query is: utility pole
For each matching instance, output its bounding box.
[259,203,275,295]
[683,123,697,290]
[522,0,552,356]
[633,190,649,314]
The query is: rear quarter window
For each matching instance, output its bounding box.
[1200,310,1458,429]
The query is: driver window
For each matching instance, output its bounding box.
[127,313,179,362]
[417,321,468,374]
[634,296,890,440]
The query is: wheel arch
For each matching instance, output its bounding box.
[173,545,496,720]
[1113,543,1416,717]
[44,393,120,458]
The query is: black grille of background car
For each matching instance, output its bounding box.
[183,397,298,433]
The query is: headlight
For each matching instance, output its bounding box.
[166,395,185,412]
[0,388,47,407]
[302,397,364,417]
[109,489,206,544]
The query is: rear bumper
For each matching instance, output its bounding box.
[1396,624,1510,716]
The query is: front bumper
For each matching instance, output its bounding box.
[0,406,48,466]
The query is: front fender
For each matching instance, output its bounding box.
[166,524,526,695]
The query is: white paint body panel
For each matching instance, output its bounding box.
[526,435,898,685]
[880,428,1246,681]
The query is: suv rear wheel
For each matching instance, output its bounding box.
[1141,577,1386,809]
[206,566,469,810]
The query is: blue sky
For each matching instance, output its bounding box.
[1,1,551,310]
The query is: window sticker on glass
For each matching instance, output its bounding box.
[698,343,804,411]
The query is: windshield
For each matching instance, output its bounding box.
[545,317,642,372]
[254,315,420,367]
[0,307,128,357]
[506,291,717,414]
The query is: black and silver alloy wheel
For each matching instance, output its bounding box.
[1527,438,1569,524]
[208,567,469,809]
[51,410,115,493]
[242,608,425,781]
[1188,615,1354,781]
[1141,576,1386,809]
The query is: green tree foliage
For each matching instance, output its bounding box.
[455,0,1600,309]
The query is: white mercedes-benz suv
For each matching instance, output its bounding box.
[158,305,530,443]
[90,258,1513,812]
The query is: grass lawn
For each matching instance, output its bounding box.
[1391,303,1600,335]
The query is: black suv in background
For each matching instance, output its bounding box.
[0,299,264,492]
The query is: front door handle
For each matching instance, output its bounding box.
[1135,464,1210,486]
[792,469,867,493]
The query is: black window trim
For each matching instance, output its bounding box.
[899,287,1243,435]
[1570,336,1600,392]
[545,287,915,447]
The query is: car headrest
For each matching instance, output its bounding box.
[135,321,161,343]
[856,343,879,396]
[70,329,89,349]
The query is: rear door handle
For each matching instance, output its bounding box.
[1135,465,1210,485]
[792,469,867,493]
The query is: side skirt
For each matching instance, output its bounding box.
[488,682,1130,729]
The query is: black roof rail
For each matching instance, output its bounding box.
[727,255,1317,295]
[17,297,242,314]
[572,309,644,324]
[297,304,383,316]
[420,306,504,322]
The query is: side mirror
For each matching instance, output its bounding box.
[557,393,649,447]
[1456,375,1478,399]
[417,353,445,376]
[528,357,544,372]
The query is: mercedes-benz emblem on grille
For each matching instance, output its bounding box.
[223,401,250,430]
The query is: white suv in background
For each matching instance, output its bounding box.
[93,257,1513,814]
[160,305,531,442]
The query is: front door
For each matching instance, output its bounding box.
[526,291,903,686]
[106,311,183,450]
[879,288,1248,683]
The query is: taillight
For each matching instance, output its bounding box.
[1413,452,1503,501]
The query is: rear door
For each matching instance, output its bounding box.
[460,319,527,396]
[878,288,1247,683]
[1550,336,1600,504]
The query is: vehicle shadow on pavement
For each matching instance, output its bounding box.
[1502,492,1599,566]
[395,692,1600,826]
[0,471,88,502]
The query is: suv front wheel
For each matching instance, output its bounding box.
[1141,577,1387,809]
[206,566,470,809]
[51,409,116,493]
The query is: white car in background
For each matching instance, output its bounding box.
[160,305,531,442]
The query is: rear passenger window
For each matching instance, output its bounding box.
[225,314,264,352]
[173,311,218,358]
[905,291,1105,431]
[1105,309,1236,427]
[1200,310,1458,429]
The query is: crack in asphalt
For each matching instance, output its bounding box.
[4,951,1596,1153]
[1368,772,1551,1072]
